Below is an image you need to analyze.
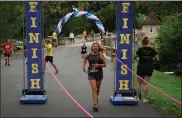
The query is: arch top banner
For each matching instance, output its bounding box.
[56,10,105,34]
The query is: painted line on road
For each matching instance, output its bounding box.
[47,65,94,118]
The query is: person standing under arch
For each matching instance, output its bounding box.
[83,31,87,41]
[135,37,159,103]
[90,29,95,41]
[83,42,106,111]
[52,30,58,47]
[81,42,87,58]
[69,32,75,43]
[16,40,21,55]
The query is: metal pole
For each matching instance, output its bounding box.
[132,1,136,97]
[23,2,26,95]
[41,2,45,83]
[113,1,118,97]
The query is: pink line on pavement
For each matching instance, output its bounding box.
[47,66,94,118]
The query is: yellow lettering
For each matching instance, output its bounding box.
[122,18,128,28]
[121,49,127,59]
[30,79,40,89]
[32,64,38,74]
[121,3,130,13]
[120,34,130,44]
[29,33,39,43]
[29,2,38,12]
[31,17,37,28]
[32,48,38,58]
[119,80,129,90]
[121,65,128,75]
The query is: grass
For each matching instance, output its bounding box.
[132,61,182,117]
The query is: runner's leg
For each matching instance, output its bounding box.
[7,54,11,66]
[4,54,8,65]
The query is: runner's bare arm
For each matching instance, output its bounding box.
[83,54,88,68]
[82,54,88,72]
[154,55,159,62]
[99,53,106,67]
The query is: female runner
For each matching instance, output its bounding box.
[83,42,106,111]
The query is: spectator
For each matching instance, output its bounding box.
[69,32,75,43]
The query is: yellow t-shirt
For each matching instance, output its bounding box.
[52,32,57,40]
[45,44,52,56]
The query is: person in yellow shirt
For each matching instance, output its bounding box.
[52,31,57,47]
[44,40,59,74]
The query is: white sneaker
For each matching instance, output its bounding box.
[143,99,149,103]
[135,96,140,101]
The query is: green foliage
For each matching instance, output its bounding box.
[95,2,116,32]
[148,71,182,117]
[158,13,182,73]
[136,1,182,18]
[135,15,145,29]
[0,2,25,44]
[62,18,92,36]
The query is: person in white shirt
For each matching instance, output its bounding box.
[16,40,22,55]
[69,32,75,43]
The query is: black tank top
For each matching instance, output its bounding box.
[81,46,87,52]
[87,52,103,78]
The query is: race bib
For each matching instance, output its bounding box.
[89,66,98,73]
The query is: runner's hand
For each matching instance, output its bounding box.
[92,63,99,69]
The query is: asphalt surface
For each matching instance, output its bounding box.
[1,42,163,117]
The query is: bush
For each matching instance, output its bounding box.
[158,13,182,74]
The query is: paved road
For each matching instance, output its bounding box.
[1,42,163,117]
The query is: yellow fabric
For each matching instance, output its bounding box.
[45,44,52,56]
[52,32,57,40]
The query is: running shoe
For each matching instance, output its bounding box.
[55,70,59,74]
[93,104,98,112]
[135,96,140,101]
[143,99,149,103]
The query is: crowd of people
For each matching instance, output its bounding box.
[1,30,159,112]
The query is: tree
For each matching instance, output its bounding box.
[0,2,24,43]
[158,13,182,75]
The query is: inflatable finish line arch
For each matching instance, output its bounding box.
[56,8,105,35]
